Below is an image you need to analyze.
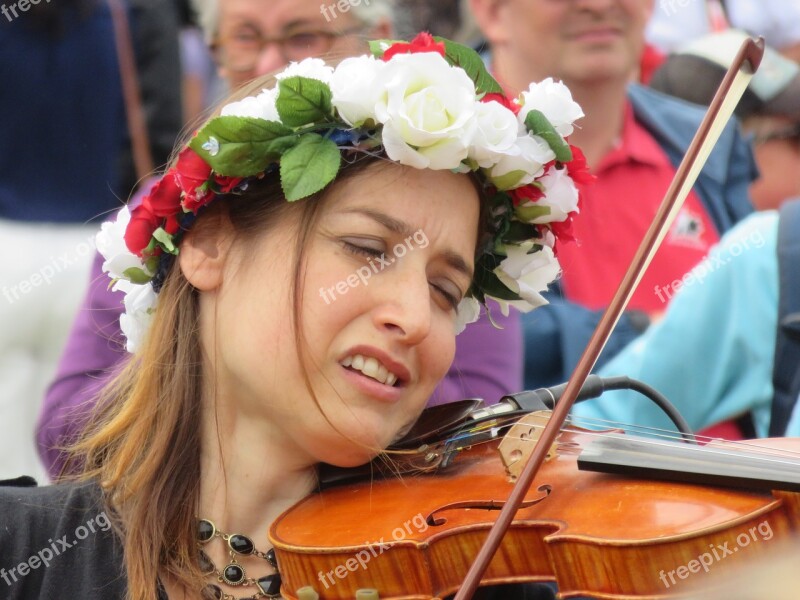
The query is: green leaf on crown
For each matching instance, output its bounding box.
[437,37,503,95]
[153,227,178,255]
[123,267,154,285]
[471,260,523,302]
[502,221,543,244]
[514,204,551,222]
[490,169,527,191]
[190,117,296,177]
[280,134,341,201]
[523,110,573,163]
[276,76,333,128]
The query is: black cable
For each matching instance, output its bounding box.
[503,375,697,443]
[595,376,697,443]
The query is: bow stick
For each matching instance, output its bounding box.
[454,35,765,600]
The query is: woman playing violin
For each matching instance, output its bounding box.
[0,34,584,599]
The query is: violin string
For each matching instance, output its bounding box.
[440,415,800,470]
[565,414,800,461]
[513,419,800,469]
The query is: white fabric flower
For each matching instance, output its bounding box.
[529,167,580,223]
[96,206,147,285]
[275,57,334,84]
[486,135,554,190]
[221,87,279,122]
[96,206,159,353]
[330,55,387,127]
[492,242,560,314]
[518,78,584,137]
[374,53,477,169]
[454,296,481,335]
[467,100,522,168]
[118,282,158,353]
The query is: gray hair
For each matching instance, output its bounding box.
[191,0,395,43]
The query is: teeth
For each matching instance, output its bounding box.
[340,353,400,386]
[362,357,380,379]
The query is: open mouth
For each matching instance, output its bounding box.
[340,354,400,387]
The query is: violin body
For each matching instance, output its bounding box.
[269,429,800,599]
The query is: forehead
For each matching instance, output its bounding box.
[219,0,357,31]
[320,163,481,248]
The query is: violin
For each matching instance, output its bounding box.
[269,36,778,599]
[269,409,800,599]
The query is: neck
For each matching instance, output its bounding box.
[198,402,318,545]
[493,57,629,169]
[567,82,628,169]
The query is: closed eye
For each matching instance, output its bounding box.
[342,240,384,259]
[430,282,463,311]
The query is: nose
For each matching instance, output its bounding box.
[372,262,432,345]
[253,43,288,77]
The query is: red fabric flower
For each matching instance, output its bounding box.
[215,174,244,194]
[125,203,162,256]
[549,217,577,255]
[175,147,213,212]
[510,184,545,207]
[164,214,180,236]
[565,145,595,186]
[382,32,446,61]
[145,171,181,218]
[481,92,521,115]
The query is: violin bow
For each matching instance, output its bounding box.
[454,36,765,600]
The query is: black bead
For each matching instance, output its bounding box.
[202,583,222,600]
[256,573,282,597]
[222,563,246,586]
[265,547,278,568]
[228,534,255,555]
[198,549,215,575]
[198,519,215,543]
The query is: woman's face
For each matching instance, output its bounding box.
[210,163,480,466]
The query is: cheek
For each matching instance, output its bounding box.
[421,321,457,382]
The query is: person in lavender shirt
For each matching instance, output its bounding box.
[36,0,523,477]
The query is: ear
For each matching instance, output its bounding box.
[469,0,511,47]
[178,210,235,292]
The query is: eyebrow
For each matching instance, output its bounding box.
[340,207,474,280]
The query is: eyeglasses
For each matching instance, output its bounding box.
[213,26,363,74]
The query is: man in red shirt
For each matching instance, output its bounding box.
[469,0,756,418]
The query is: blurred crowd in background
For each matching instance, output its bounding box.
[2,0,800,490]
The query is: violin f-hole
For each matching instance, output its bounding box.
[425,489,552,527]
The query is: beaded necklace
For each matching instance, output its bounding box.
[197,518,281,599]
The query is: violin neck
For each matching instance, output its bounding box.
[577,435,800,493]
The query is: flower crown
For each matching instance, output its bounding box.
[97,33,589,352]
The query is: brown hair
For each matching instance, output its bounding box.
[68,72,491,600]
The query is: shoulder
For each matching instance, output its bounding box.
[0,477,126,599]
[716,211,778,256]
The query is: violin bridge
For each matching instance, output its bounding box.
[498,411,557,482]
